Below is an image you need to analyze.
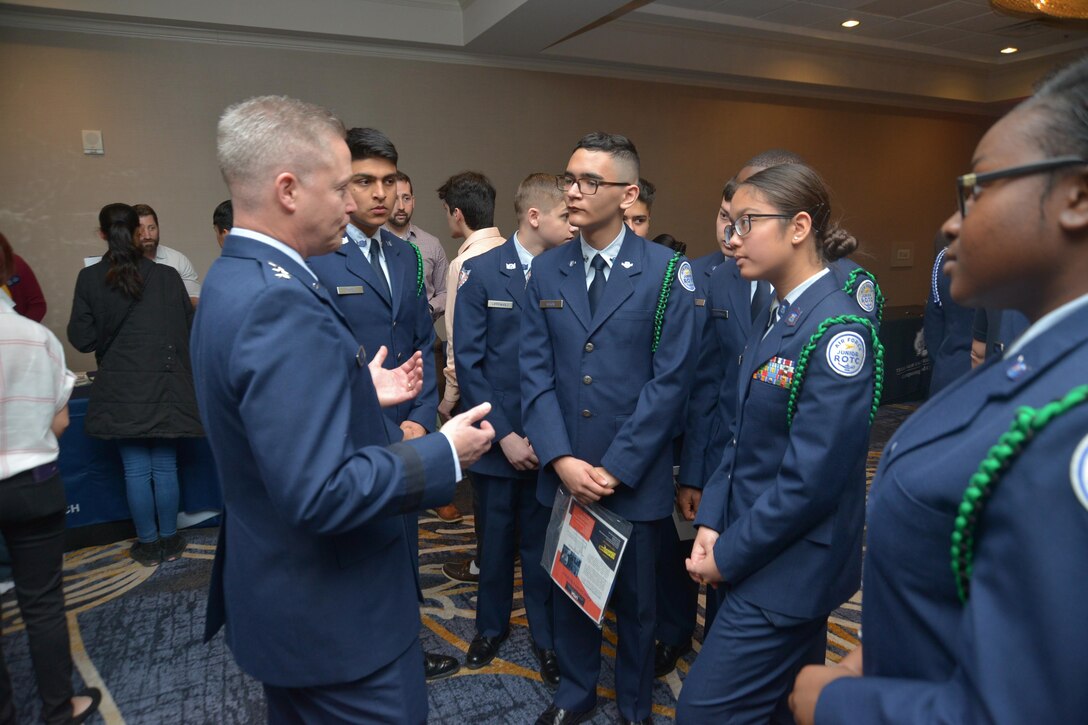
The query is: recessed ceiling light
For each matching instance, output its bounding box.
[841,19,860,28]
[1000,46,1019,54]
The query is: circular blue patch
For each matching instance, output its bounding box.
[826,331,866,377]
[856,279,876,313]
[677,261,695,292]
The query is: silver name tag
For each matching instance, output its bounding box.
[337,285,365,295]
[487,300,514,309]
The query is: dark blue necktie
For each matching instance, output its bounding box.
[587,254,608,315]
[369,238,390,296]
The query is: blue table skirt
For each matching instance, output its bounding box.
[58,387,222,528]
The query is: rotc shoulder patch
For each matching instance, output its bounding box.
[677,260,695,292]
[826,331,866,377]
[458,268,471,289]
[856,278,876,313]
[1071,432,1088,513]
[754,356,795,389]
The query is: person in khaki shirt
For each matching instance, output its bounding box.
[435,171,504,556]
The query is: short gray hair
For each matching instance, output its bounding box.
[217,95,345,207]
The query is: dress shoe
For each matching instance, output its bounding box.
[532,644,560,689]
[424,652,460,681]
[429,504,463,523]
[465,630,508,669]
[161,533,187,562]
[442,558,479,583]
[72,687,102,725]
[130,540,161,567]
[534,703,594,725]
[653,639,693,677]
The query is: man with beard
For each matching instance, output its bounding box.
[133,203,201,306]
[385,171,448,323]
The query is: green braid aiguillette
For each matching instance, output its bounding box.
[786,315,884,428]
[651,252,683,353]
[841,268,885,322]
[951,384,1088,603]
[408,240,424,297]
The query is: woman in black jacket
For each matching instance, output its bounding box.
[67,203,203,566]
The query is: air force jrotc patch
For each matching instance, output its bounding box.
[268,261,291,279]
[678,261,695,292]
[1071,433,1088,512]
[458,268,471,289]
[856,278,877,313]
[826,331,866,377]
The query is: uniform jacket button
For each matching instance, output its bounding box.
[581,409,592,418]
[584,342,594,352]
[583,375,592,384]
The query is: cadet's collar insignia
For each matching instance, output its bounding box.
[1070,432,1088,512]
[855,278,876,313]
[785,310,800,326]
[826,331,866,377]
[268,261,291,279]
[506,262,517,270]
[621,261,633,269]
[458,268,471,289]
[569,260,577,267]
[677,260,695,292]
[753,356,795,389]
[1006,354,1029,380]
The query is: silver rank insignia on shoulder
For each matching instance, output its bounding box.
[621,261,633,269]
[506,262,517,270]
[268,262,291,279]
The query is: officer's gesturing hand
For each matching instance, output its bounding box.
[441,402,495,469]
[499,433,539,470]
[369,347,424,408]
[553,456,613,505]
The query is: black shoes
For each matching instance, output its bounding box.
[535,704,594,725]
[532,644,560,689]
[129,540,161,567]
[424,652,461,681]
[442,559,480,583]
[72,687,102,724]
[465,631,509,669]
[161,533,187,561]
[653,639,693,678]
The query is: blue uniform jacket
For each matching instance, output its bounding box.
[454,238,534,479]
[191,235,457,688]
[520,229,695,522]
[308,228,437,431]
[817,306,1088,723]
[694,271,875,619]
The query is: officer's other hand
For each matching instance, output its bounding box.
[676,486,702,521]
[685,527,722,587]
[789,654,862,725]
[499,433,539,470]
[553,456,613,505]
[400,421,427,441]
[369,348,424,408]
[443,402,495,468]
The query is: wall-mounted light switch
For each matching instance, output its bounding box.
[891,247,913,268]
[82,130,104,155]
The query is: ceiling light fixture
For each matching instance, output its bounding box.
[841,19,860,28]
[1000,46,1019,53]
[990,0,1088,20]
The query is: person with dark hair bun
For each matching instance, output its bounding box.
[791,54,1088,725]
[67,203,204,566]
[680,162,881,723]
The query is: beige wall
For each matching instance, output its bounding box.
[0,26,991,370]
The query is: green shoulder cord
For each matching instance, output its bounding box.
[651,251,684,353]
[951,384,1088,603]
[785,315,885,428]
[842,267,885,322]
[407,240,425,297]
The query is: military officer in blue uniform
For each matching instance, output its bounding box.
[681,162,880,723]
[453,173,575,686]
[792,54,1088,725]
[190,96,494,724]
[521,132,695,725]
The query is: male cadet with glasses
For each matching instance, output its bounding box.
[622,177,655,238]
[307,127,459,682]
[192,95,494,724]
[385,170,449,323]
[521,132,695,725]
[453,173,575,687]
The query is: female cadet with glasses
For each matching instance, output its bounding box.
[789,55,1088,725]
[678,162,881,723]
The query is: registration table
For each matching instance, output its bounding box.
[58,384,222,532]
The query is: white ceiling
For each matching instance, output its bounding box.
[1,0,1086,113]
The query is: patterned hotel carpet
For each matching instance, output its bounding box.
[2,404,916,724]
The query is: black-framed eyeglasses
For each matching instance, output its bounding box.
[557,174,630,195]
[733,214,794,238]
[956,156,1087,218]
